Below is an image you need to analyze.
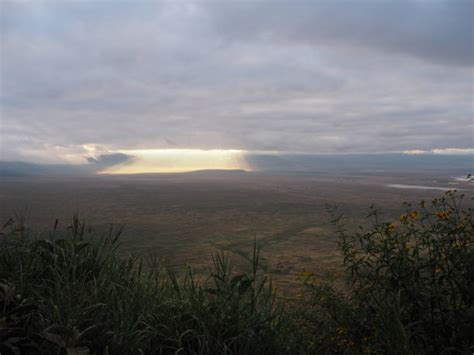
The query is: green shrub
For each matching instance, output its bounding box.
[298,191,474,354]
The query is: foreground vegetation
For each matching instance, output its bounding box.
[1,191,472,354]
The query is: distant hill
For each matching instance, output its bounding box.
[0,161,88,176]
[1,153,472,177]
[245,153,473,175]
[0,153,131,177]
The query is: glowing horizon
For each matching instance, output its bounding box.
[98,149,251,174]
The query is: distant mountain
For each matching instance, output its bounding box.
[0,161,87,176]
[181,169,248,176]
[1,153,471,177]
[244,153,473,175]
[0,153,131,177]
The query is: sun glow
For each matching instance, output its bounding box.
[98,149,250,174]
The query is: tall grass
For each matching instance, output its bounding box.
[0,191,472,354]
[0,217,285,354]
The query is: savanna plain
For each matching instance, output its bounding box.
[2,171,471,293]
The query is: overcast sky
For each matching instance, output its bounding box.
[1,0,473,164]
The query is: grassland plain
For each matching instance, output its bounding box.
[0,187,472,354]
[1,172,471,293]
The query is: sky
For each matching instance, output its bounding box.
[1,0,473,172]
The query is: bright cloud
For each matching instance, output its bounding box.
[99,149,250,174]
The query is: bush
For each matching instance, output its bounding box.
[298,191,474,354]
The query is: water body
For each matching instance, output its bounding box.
[386,184,460,191]
[453,177,472,182]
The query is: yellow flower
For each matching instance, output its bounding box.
[399,214,408,223]
[336,327,346,335]
[410,211,418,219]
[387,223,396,232]
[436,211,448,220]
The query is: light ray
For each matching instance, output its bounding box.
[99,149,250,174]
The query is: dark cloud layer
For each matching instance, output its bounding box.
[87,153,133,168]
[209,0,474,67]
[0,0,472,163]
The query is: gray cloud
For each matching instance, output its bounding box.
[0,0,472,163]
[208,0,474,67]
[87,153,133,167]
